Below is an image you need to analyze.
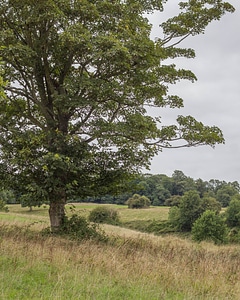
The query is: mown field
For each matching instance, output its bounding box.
[1,204,240,299]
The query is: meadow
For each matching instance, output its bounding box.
[1,204,240,299]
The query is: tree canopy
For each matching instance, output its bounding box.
[0,0,234,231]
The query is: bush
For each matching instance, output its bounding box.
[191,210,228,244]
[125,194,151,209]
[168,206,181,230]
[225,196,240,228]
[58,214,108,242]
[228,227,240,244]
[164,195,182,207]
[88,206,120,225]
[201,196,221,213]
[0,199,9,212]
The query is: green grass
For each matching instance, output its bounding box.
[118,206,169,222]
[0,253,171,300]
[0,205,49,231]
[2,203,169,225]
[1,204,240,299]
[1,223,240,299]
[1,203,170,235]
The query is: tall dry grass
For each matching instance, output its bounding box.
[1,222,240,299]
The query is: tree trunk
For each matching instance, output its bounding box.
[49,200,66,232]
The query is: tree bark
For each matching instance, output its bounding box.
[49,199,66,232]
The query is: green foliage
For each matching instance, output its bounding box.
[145,220,175,234]
[200,196,221,213]
[152,185,171,206]
[164,195,182,207]
[0,189,17,204]
[170,190,203,231]
[228,227,240,244]
[0,58,6,99]
[171,170,196,195]
[191,210,228,244]
[195,178,209,197]
[57,214,108,242]
[168,206,181,230]
[126,194,151,209]
[123,219,174,234]
[83,172,240,208]
[120,220,154,233]
[88,206,120,225]
[20,192,46,211]
[136,174,173,206]
[0,199,8,212]
[168,190,224,232]
[216,185,238,207]
[0,0,233,230]
[225,196,240,228]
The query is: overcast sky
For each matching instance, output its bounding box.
[146,0,240,183]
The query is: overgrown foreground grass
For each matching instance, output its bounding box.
[1,221,240,300]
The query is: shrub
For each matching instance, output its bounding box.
[228,227,240,244]
[192,210,228,244]
[216,185,238,207]
[200,196,221,213]
[0,199,9,212]
[88,206,120,225]
[57,214,108,242]
[125,194,151,209]
[168,206,181,230]
[225,196,240,228]
[164,195,182,207]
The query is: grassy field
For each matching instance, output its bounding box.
[1,204,240,299]
[1,203,169,226]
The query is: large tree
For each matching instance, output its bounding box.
[0,0,233,231]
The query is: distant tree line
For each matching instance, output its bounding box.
[1,170,239,211]
[78,170,240,208]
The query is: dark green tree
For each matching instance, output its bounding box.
[138,174,173,205]
[207,179,226,195]
[152,185,171,206]
[164,195,182,207]
[195,178,209,198]
[169,190,223,232]
[216,185,239,207]
[225,195,240,228]
[170,190,203,231]
[0,1,232,231]
[192,210,227,244]
[0,189,16,204]
[172,170,196,196]
[200,196,221,213]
